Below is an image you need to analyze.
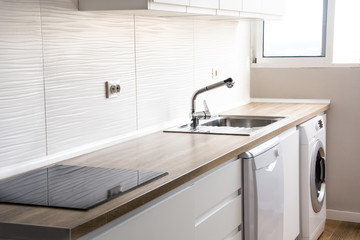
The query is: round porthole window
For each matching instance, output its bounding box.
[310,140,326,213]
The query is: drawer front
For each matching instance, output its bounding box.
[92,186,195,240]
[195,195,242,240]
[194,159,241,217]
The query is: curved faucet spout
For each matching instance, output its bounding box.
[191,78,234,114]
[224,78,235,88]
[190,78,234,130]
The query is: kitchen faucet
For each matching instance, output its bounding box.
[190,78,234,130]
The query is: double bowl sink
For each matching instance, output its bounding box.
[165,115,285,136]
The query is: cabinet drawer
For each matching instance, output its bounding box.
[91,186,195,240]
[194,159,241,217]
[195,195,242,240]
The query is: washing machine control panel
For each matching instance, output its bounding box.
[300,115,326,144]
[318,120,323,128]
[315,120,324,131]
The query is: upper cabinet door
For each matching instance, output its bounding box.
[190,0,219,9]
[220,0,242,11]
[153,0,190,5]
[262,0,284,15]
[242,0,262,13]
[243,0,284,15]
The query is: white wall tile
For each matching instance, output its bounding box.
[0,0,46,168]
[135,16,194,129]
[41,0,137,154]
[0,0,251,175]
[194,20,250,114]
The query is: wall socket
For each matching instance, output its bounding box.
[212,67,219,80]
[105,81,121,98]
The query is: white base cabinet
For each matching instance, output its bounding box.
[90,186,195,240]
[81,158,242,240]
[194,159,242,240]
[279,127,300,240]
[195,195,242,240]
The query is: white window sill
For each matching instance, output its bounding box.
[251,62,360,68]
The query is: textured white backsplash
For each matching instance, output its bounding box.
[135,16,194,129]
[193,19,250,114]
[0,0,46,168]
[0,0,250,176]
[41,0,137,154]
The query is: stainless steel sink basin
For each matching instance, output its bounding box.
[201,116,283,128]
[164,115,285,136]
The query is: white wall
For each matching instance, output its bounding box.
[0,0,46,171]
[251,67,360,219]
[0,0,251,178]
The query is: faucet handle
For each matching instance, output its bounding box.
[203,100,211,119]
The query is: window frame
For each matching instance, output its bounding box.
[251,0,360,68]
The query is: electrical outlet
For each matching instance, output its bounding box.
[212,67,219,80]
[105,81,121,98]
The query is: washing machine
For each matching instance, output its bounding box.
[299,114,326,240]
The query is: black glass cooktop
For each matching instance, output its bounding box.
[0,165,167,210]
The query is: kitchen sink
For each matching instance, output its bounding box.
[164,115,285,136]
[201,116,283,128]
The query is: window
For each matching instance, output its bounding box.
[263,0,327,58]
[333,0,360,63]
[253,0,360,66]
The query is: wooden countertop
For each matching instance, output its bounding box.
[0,102,330,239]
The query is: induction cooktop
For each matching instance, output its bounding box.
[0,165,167,210]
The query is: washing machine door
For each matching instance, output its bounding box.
[310,140,326,213]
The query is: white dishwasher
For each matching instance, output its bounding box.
[240,137,284,240]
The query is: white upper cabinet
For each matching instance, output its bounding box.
[189,0,219,9]
[242,0,262,13]
[79,0,284,18]
[242,0,284,15]
[220,0,243,11]
[262,0,284,15]
[153,0,189,5]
